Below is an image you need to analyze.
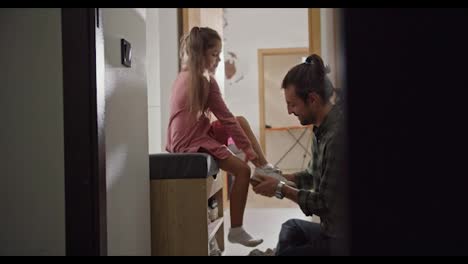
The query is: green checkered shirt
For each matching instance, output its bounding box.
[295,103,347,239]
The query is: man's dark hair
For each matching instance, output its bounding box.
[282,54,336,104]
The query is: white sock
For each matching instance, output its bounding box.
[228,226,263,247]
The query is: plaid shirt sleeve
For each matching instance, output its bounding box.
[295,160,314,190]
[298,133,345,217]
[295,137,317,190]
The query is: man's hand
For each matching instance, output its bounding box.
[252,174,280,197]
[249,177,261,187]
[282,173,296,184]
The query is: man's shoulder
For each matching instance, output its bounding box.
[323,113,345,153]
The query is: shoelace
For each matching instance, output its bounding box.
[266,166,282,174]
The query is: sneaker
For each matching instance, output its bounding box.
[247,248,275,256]
[252,164,296,187]
[263,163,282,174]
[210,249,223,256]
[265,248,276,255]
[248,249,266,256]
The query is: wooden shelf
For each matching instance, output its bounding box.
[208,217,224,242]
[207,174,223,199]
[151,173,225,255]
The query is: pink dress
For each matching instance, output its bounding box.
[166,71,255,160]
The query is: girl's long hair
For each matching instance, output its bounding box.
[179,27,221,117]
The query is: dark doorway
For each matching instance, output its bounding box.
[62,8,107,256]
[342,8,468,255]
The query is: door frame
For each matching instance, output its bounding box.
[309,8,321,55]
[257,47,310,153]
[61,8,107,256]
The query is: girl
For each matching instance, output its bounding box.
[166,26,289,247]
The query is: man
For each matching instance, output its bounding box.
[251,54,348,256]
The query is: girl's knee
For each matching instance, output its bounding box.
[236,116,247,126]
[235,163,251,178]
[241,163,251,176]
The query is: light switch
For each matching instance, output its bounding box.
[121,38,132,67]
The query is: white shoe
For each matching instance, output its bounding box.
[252,164,296,187]
[248,248,276,256]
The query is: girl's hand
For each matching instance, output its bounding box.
[243,148,258,163]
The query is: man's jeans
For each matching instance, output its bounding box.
[275,219,330,256]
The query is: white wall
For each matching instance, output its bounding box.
[147,8,179,153]
[147,9,162,154]
[223,9,309,138]
[0,8,65,255]
[158,9,179,152]
[102,8,151,255]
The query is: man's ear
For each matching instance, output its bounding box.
[307,92,319,105]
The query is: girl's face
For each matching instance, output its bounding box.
[204,40,222,74]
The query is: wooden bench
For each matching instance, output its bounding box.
[149,153,224,256]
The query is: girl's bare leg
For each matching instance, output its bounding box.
[218,154,263,247]
[236,116,268,167]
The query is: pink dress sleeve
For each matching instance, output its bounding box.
[207,78,257,160]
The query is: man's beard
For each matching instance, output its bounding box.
[299,114,315,126]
